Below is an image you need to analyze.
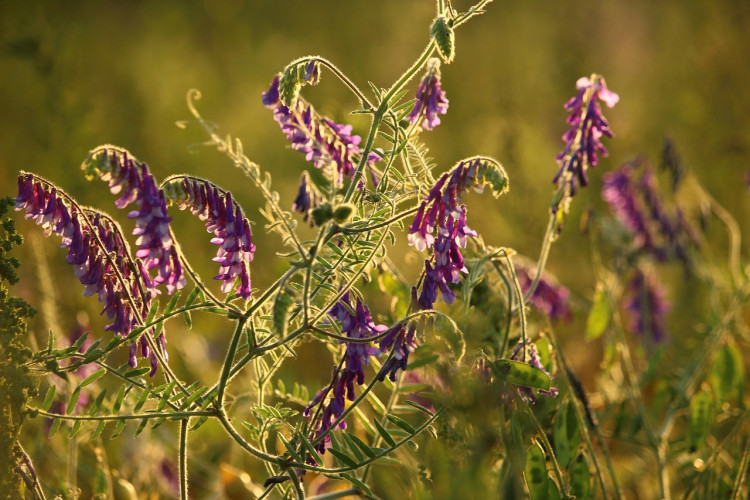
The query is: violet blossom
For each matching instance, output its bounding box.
[82,147,185,294]
[408,58,449,130]
[602,161,699,263]
[408,158,504,309]
[303,293,385,453]
[552,75,618,213]
[15,174,166,375]
[165,177,256,299]
[262,76,380,186]
[622,267,670,344]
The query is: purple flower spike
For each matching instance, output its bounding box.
[602,161,699,264]
[304,293,386,454]
[378,322,419,382]
[262,76,380,186]
[408,159,502,308]
[553,75,618,206]
[15,174,166,375]
[623,267,670,344]
[408,58,449,130]
[168,177,256,299]
[82,147,185,295]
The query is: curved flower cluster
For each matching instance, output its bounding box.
[602,161,698,263]
[622,267,670,344]
[15,174,166,375]
[304,293,385,453]
[377,322,418,382]
[262,76,380,186]
[165,177,256,299]
[552,75,618,212]
[514,259,572,322]
[83,148,185,294]
[408,58,449,130]
[409,159,504,309]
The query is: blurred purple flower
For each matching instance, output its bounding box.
[408,58,449,130]
[15,174,166,375]
[514,260,572,322]
[169,178,256,299]
[622,266,670,344]
[262,76,380,186]
[552,75,618,211]
[83,148,185,295]
[602,161,699,263]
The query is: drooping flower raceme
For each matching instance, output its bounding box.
[622,266,670,344]
[408,58,449,131]
[262,76,380,187]
[408,157,508,309]
[552,75,618,215]
[82,147,186,295]
[164,177,256,300]
[15,174,167,375]
[303,293,385,453]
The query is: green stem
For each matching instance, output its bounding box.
[30,407,215,421]
[179,418,189,500]
[340,207,420,234]
[548,331,618,500]
[308,489,361,500]
[217,408,282,463]
[296,406,446,474]
[217,316,249,408]
[344,42,436,203]
[504,253,528,362]
[522,216,556,304]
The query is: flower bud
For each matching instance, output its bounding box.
[431,17,455,64]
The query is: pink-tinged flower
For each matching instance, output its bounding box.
[622,266,670,344]
[262,76,380,186]
[82,147,185,295]
[408,158,505,309]
[166,177,256,299]
[553,74,618,209]
[408,58,449,130]
[15,174,166,375]
[514,259,572,322]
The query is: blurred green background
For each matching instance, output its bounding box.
[2,0,749,497]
